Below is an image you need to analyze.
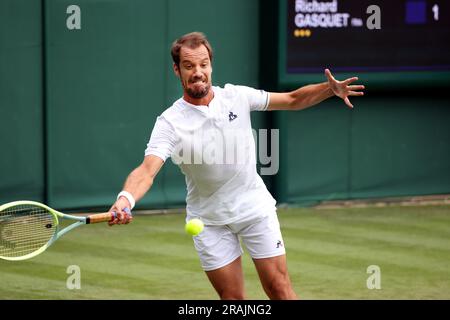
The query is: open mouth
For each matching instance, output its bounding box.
[190,78,206,85]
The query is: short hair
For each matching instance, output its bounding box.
[171,32,213,68]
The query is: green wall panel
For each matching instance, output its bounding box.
[275,94,450,205]
[0,0,44,203]
[351,95,450,199]
[45,0,262,210]
[274,99,352,205]
[45,0,168,209]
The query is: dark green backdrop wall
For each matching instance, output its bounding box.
[1,0,263,210]
[0,0,44,202]
[1,0,449,210]
[273,95,450,206]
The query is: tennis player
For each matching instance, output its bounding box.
[109,32,364,300]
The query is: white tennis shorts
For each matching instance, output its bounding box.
[192,213,286,271]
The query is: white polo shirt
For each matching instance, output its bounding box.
[145,84,277,225]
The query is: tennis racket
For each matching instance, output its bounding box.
[0,200,130,261]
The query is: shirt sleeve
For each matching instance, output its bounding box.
[144,116,177,162]
[235,85,270,112]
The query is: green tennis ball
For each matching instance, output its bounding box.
[185,218,204,236]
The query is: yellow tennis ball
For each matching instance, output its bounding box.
[185,218,204,236]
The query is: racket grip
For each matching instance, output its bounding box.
[86,212,115,224]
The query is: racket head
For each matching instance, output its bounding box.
[0,201,59,261]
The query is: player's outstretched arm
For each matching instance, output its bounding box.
[109,155,164,225]
[268,69,364,111]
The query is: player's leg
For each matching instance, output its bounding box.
[192,224,245,299]
[239,213,298,299]
[253,254,297,300]
[205,256,245,300]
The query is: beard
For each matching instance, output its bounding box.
[184,77,211,99]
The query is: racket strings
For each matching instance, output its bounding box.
[0,205,55,258]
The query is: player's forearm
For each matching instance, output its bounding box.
[289,82,334,110]
[122,165,155,203]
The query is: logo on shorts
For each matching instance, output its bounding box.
[276,240,283,248]
[229,112,238,122]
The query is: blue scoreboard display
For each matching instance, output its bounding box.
[278,0,450,88]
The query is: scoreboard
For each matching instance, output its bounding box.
[278,0,450,87]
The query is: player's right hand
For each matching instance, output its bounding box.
[108,197,133,226]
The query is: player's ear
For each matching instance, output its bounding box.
[173,63,180,78]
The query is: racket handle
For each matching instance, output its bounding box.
[86,212,115,224]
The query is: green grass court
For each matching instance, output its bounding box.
[1,205,449,300]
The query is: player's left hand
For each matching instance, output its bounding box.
[325,68,365,109]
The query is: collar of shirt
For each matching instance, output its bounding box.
[181,87,217,116]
